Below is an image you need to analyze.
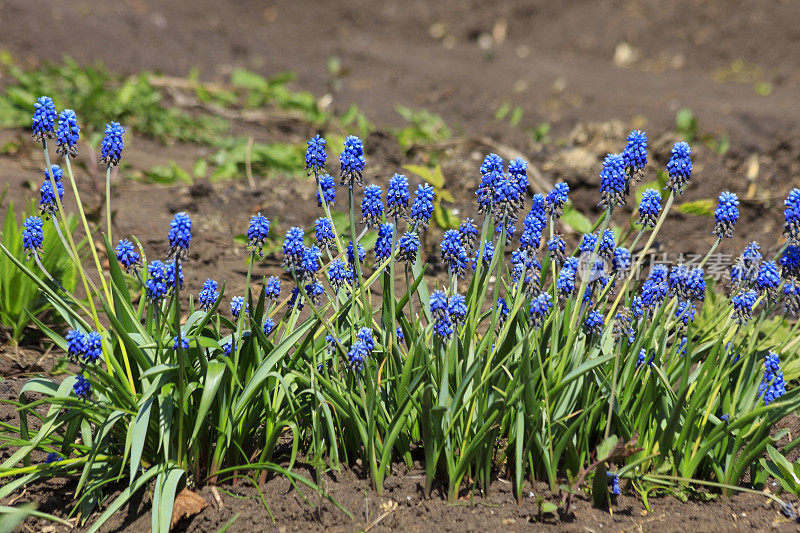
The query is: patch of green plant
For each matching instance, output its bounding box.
[208,137,305,182]
[0,53,228,143]
[0,201,82,343]
[135,160,193,185]
[530,122,551,143]
[393,106,451,151]
[495,102,524,128]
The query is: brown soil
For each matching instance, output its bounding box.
[2,0,800,530]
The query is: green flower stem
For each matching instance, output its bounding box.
[697,236,722,269]
[105,166,113,246]
[173,256,187,469]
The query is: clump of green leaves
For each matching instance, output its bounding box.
[393,106,451,151]
[0,53,228,143]
[0,199,81,343]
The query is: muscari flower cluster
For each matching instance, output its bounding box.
[623,130,648,182]
[100,122,125,167]
[758,351,786,404]
[56,109,80,157]
[115,239,141,272]
[65,328,103,400]
[39,165,65,217]
[32,96,57,142]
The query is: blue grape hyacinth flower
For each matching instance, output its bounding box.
[713,191,739,239]
[168,212,192,259]
[547,234,566,264]
[781,245,800,280]
[198,279,219,310]
[305,134,327,175]
[612,247,631,276]
[585,310,604,335]
[328,259,352,291]
[397,232,420,263]
[666,141,692,194]
[756,260,781,300]
[22,216,44,259]
[66,329,87,362]
[73,374,92,400]
[386,173,410,218]
[731,241,763,287]
[317,173,336,207]
[613,308,634,342]
[480,153,504,176]
[459,218,478,250]
[557,257,578,298]
[599,153,627,209]
[509,157,529,198]
[100,122,125,167]
[32,96,57,142]
[339,135,365,188]
[492,173,522,226]
[607,472,622,496]
[56,109,80,157]
[347,241,366,269]
[529,292,553,328]
[115,239,141,272]
[347,341,369,372]
[784,188,800,245]
[314,217,335,251]
[246,213,271,257]
[83,331,102,364]
[783,280,799,317]
[265,276,281,300]
[301,245,322,277]
[146,260,169,301]
[263,317,275,335]
[430,290,449,318]
[440,229,469,278]
[282,227,306,273]
[172,335,190,350]
[519,198,547,253]
[675,300,696,326]
[448,294,468,326]
[361,184,384,227]
[638,188,661,229]
[732,289,758,324]
[230,296,247,319]
[758,351,786,404]
[410,183,435,229]
[305,280,324,304]
[374,223,394,264]
[623,130,648,179]
[545,181,569,218]
[45,452,63,463]
[494,297,510,330]
[39,177,64,216]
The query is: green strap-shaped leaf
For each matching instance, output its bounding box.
[130,397,155,484]
[190,361,226,444]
